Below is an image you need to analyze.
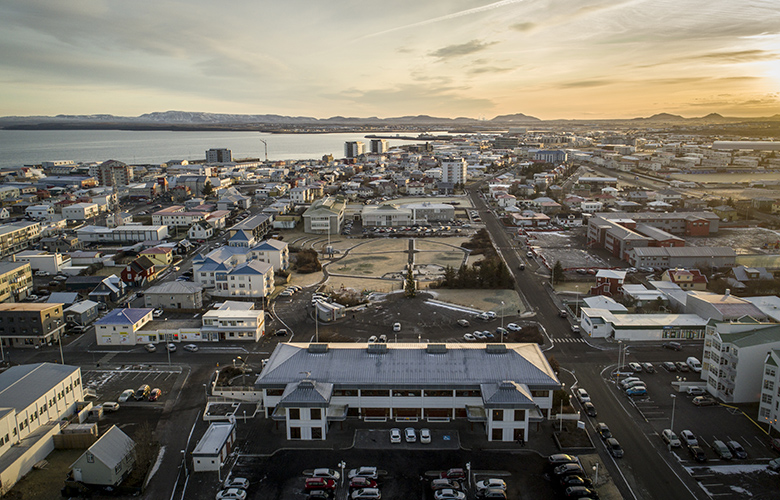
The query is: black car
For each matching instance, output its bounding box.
[559,475,592,489]
[726,440,748,459]
[564,486,599,499]
[553,463,585,477]
[583,402,597,417]
[663,342,682,351]
[596,422,611,440]
[688,444,707,462]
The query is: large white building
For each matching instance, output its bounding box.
[344,141,365,158]
[440,157,468,185]
[94,308,154,346]
[62,203,100,221]
[77,225,169,243]
[759,349,780,434]
[151,206,207,227]
[257,343,560,442]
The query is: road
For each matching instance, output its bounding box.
[465,183,707,500]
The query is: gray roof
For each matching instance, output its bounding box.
[145,281,203,295]
[65,300,99,314]
[0,261,29,275]
[48,292,80,305]
[0,363,80,413]
[257,343,560,389]
[480,381,535,408]
[76,425,134,470]
[279,379,333,407]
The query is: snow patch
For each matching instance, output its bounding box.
[144,445,166,488]
[729,486,752,496]
[425,299,482,315]
[685,464,769,475]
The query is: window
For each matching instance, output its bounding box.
[289,408,300,420]
[266,389,283,396]
[361,389,389,397]
[491,428,502,440]
[333,389,357,397]
[514,409,526,421]
[310,408,322,420]
[423,390,452,397]
[456,389,481,397]
[290,427,301,439]
[392,390,421,397]
[531,390,549,398]
[764,380,775,391]
[492,410,503,421]
[762,393,773,404]
[311,427,322,439]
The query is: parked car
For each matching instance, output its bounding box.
[153,308,164,318]
[553,463,585,477]
[183,344,199,352]
[662,429,681,448]
[305,478,337,491]
[312,469,340,481]
[390,428,401,443]
[688,444,707,462]
[404,427,417,443]
[349,477,377,490]
[393,322,401,332]
[477,489,507,499]
[216,488,247,500]
[145,343,157,353]
[559,475,592,489]
[463,333,476,342]
[134,385,151,400]
[439,468,466,480]
[675,361,690,372]
[148,388,162,401]
[548,454,579,466]
[275,329,289,337]
[583,402,597,417]
[101,402,119,412]
[434,489,465,500]
[772,438,780,453]
[420,428,431,444]
[476,478,506,491]
[625,386,647,397]
[628,362,643,373]
[726,440,747,459]
[768,458,780,471]
[570,324,581,334]
[663,342,682,351]
[351,488,381,499]
[223,478,249,490]
[166,343,176,352]
[474,331,486,340]
[457,319,470,327]
[687,357,703,373]
[606,437,624,458]
[619,377,641,389]
[506,323,521,332]
[686,387,706,396]
[576,388,590,403]
[367,336,377,343]
[623,380,646,391]
[378,334,387,342]
[563,486,599,499]
[641,362,655,373]
[596,423,611,440]
[118,389,134,402]
[711,440,732,460]
[348,467,378,480]
[431,479,461,491]
[680,430,698,447]
[692,396,718,406]
[662,362,677,372]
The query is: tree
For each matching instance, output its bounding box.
[547,355,560,374]
[201,180,214,198]
[553,261,565,284]
[404,266,416,298]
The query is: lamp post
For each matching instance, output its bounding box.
[574,286,579,320]
[592,463,599,485]
[338,461,346,487]
[670,394,677,431]
[500,300,505,332]
[559,383,565,432]
[315,304,319,343]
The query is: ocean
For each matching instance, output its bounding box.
[0,129,425,168]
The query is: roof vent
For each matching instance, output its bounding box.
[486,344,508,354]
[308,344,329,353]
[298,379,315,388]
[426,344,447,354]
[367,344,388,354]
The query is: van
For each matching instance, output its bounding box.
[102,402,119,412]
[686,357,702,373]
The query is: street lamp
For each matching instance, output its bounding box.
[670,394,677,431]
[559,383,566,432]
[574,286,579,320]
[338,461,346,487]
[500,301,505,331]
[592,463,599,485]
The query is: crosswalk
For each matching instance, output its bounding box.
[550,337,586,343]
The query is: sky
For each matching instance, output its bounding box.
[1,0,779,120]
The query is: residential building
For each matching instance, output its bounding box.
[151,206,207,227]
[94,308,154,346]
[77,225,169,243]
[188,221,214,241]
[143,281,204,310]
[251,239,289,271]
[0,363,83,491]
[64,301,100,327]
[120,257,157,287]
[758,350,780,434]
[193,234,285,294]
[206,148,232,163]
[589,270,626,296]
[70,425,135,486]
[440,157,467,185]
[369,139,388,154]
[257,342,560,442]
[25,205,54,220]
[660,268,708,290]
[228,213,273,241]
[217,189,252,211]
[533,150,567,164]
[96,160,132,187]
[0,262,33,304]
[344,141,365,158]
[12,250,70,275]
[139,247,174,268]
[702,321,780,403]
[62,203,100,221]
[0,303,65,348]
[302,196,346,234]
[201,301,265,342]
[712,205,738,222]
[217,260,274,298]
[87,275,127,305]
[191,422,236,472]
[578,308,708,341]
[0,222,42,258]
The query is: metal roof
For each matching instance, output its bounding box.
[95,308,153,326]
[75,425,134,470]
[192,422,235,456]
[145,281,203,295]
[0,363,80,413]
[257,343,559,389]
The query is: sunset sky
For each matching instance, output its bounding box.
[1,0,779,120]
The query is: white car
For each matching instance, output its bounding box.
[153,309,164,318]
[183,344,199,352]
[368,336,378,343]
[506,323,521,332]
[166,343,176,352]
[476,478,506,491]
[434,489,466,500]
[393,322,401,332]
[662,429,681,448]
[463,333,476,342]
[215,488,247,500]
[576,388,590,403]
[118,389,134,402]
[312,468,340,480]
[348,467,378,479]
[390,428,402,443]
[223,477,249,489]
[404,427,417,443]
[680,430,698,447]
[473,331,486,340]
[420,428,431,444]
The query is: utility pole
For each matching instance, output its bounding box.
[259,138,268,162]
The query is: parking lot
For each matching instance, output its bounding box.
[82,365,183,408]
[598,346,780,497]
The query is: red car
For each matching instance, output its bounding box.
[304,478,336,491]
[439,468,466,480]
[771,438,780,453]
[349,477,377,489]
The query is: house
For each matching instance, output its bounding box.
[64,300,100,326]
[94,308,154,346]
[0,303,66,348]
[228,213,272,241]
[139,247,174,267]
[729,265,774,289]
[25,205,54,220]
[143,281,204,310]
[217,190,252,211]
[12,250,71,275]
[191,422,236,472]
[589,270,626,296]
[188,221,214,241]
[257,343,560,442]
[218,260,274,299]
[0,363,83,492]
[201,301,265,341]
[712,205,738,222]
[251,239,289,271]
[70,425,135,486]
[47,292,80,307]
[88,275,127,305]
[660,268,708,290]
[302,196,346,234]
[121,256,157,287]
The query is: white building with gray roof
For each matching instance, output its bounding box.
[256,342,560,442]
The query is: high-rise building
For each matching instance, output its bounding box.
[206,148,233,163]
[344,141,365,158]
[370,139,388,154]
[96,160,133,187]
[440,157,467,185]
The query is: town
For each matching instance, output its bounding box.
[1,129,780,500]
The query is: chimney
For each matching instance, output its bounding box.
[724,289,730,298]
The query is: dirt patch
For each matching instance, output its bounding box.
[684,227,780,254]
[7,448,83,500]
[427,289,527,315]
[324,277,402,294]
[350,239,409,253]
[414,251,465,269]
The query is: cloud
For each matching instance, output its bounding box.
[557,80,612,89]
[468,65,514,75]
[510,22,536,32]
[690,49,777,62]
[430,40,497,60]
